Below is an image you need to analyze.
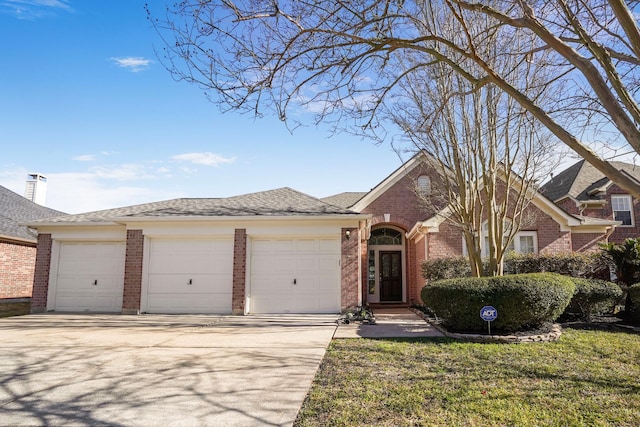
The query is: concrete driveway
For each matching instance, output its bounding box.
[0,313,338,427]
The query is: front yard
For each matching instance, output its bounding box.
[296,327,640,426]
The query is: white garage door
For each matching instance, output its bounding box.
[146,238,233,314]
[54,242,125,312]
[250,238,341,314]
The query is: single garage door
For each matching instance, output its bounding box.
[146,238,233,313]
[250,237,341,314]
[54,242,125,312]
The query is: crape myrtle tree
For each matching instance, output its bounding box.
[393,64,557,276]
[385,4,559,276]
[148,0,640,200]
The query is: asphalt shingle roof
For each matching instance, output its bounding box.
[540,159,640,201]
[0,185,65,242]
[29,188,361,224]
[320,192,368,209]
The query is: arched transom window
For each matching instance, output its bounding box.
[369,228,403,245]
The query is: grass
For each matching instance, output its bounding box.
[295,327,640,426]
[0,302,30,318]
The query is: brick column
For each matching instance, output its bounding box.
[341,227,360,311]
[30,234,52,313]
[122,230,143,314]
[232,229,247,315]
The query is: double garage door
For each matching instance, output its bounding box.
[52,237,341,314]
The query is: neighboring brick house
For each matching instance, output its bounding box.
[540,159,640,244]
[0,185,64,300]
[25,154,625,315]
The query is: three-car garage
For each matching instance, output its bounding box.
[46,232,346,315]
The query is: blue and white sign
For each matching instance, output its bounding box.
[480,306,498,321]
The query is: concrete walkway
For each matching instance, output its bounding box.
[334,307,444,338]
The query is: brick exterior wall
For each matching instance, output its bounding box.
[361,165,445,226]
[232,229,247,315]
[605,185,640,243]
[122,230,144,314]
[341,227,360,310]
[30,234,52,313]
[572,233,607,253]
[0,240,36,299]
[556,185,640,244]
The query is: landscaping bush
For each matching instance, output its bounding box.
[422,252,609,283]
[505,252,609,279]
[561,278,623,322]
[627,283,640,325]
[422,256,472,282]
[421,273,575,333]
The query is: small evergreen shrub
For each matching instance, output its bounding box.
[421,273,575,333]
[504,252,609,278]
[561,278,623,322]
[422,256,472,282]
[627,284,640,325]
[422,253,609,283]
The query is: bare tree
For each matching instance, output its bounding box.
[392,27,557,276]
[147,0,640,198]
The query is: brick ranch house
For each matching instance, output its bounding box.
[26,153,631,314]
[0,185,64,300]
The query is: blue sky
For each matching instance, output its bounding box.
[0,0,403,214]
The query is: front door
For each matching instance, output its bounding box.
[379,251,402,302]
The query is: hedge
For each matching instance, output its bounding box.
[561,278,623,322]
[628,284,640,325]
[421,273,575,333]
[421,252,609,283]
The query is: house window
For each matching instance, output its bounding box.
[612,195,633,226]
[369,228,402,245]
[462,223,538,256]
[417,175,431,195]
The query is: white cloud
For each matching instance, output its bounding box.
[110,57,153,73]
[89,164,156,181]
[45,172,181,214]
[1,0,72,19]
[72,154,96,162]
[172,152,236,167]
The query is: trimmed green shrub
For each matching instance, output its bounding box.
[422,256,472,282]
[627,284,640,325]
[561,278,623,322]
[505,252,609,279]
[421,273,575,332]
[422,252,609,283]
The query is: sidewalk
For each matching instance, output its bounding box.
[333,307,444,338]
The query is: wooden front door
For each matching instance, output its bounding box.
[379,251,402,302]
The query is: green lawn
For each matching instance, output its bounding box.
[296,327,640,426]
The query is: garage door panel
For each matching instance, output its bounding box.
[149,240,233,274]
[250,237,340,314]
[145,238,233,314]
[54,242,125,312]
[148,274,230,294]
[146,293,232,314]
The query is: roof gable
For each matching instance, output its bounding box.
[0,185,65,242]
[350,151,429,212]
[540,159,640,201]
